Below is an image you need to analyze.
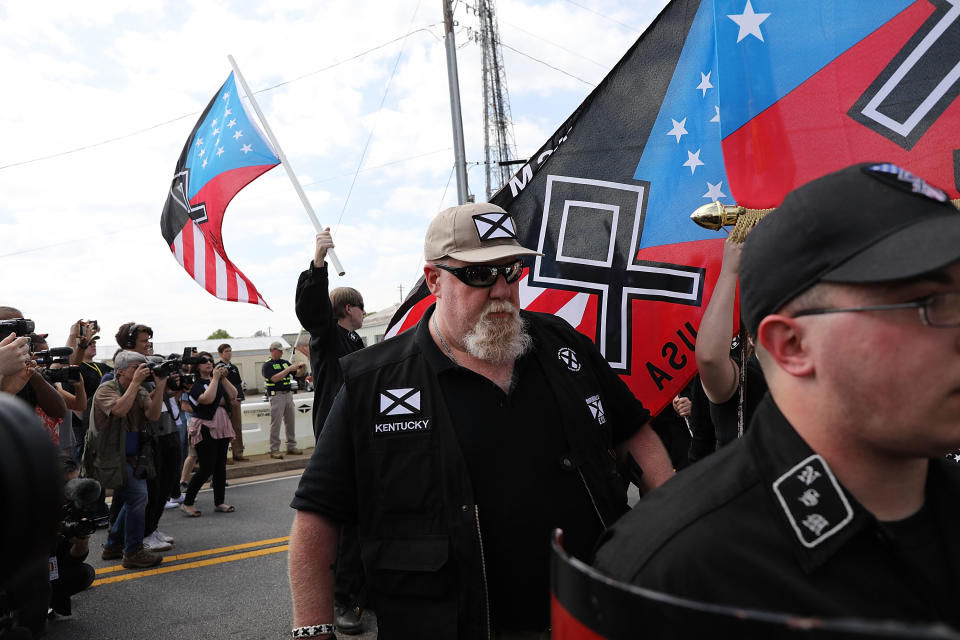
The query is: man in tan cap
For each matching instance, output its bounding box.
[262,340,305,459]
[288,203,673,640]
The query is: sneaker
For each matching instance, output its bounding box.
[269,452,284,459]
[164,496,184,509]
[143,531,172,552]
[101,544,123,561]
[156,530,174,544]
[287,447,303,455]
[122,545,162,569]
[334,604,364,635]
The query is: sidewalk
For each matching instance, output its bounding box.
[225,447,314,480]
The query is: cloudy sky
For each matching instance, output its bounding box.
[0,0,669,349]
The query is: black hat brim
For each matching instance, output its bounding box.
[823,214,960,283]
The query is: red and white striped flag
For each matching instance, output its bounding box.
[160,71,279,307]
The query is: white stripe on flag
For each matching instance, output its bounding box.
[236,273,248,303]
[518,273,545,309]
[192,224,205,288]
[173,231,184,265]
[215,253,227,299]
[555,292,589,329]
[385,307,412,340]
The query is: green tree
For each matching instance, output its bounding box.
[253,329,267,337]
[207,329,232,340]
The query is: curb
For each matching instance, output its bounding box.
[225,448,313,480]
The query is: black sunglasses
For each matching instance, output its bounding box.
[435,260,524,287]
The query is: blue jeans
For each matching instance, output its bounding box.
[106,462,149,555]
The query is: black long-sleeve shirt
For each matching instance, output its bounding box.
[294,261,364,439]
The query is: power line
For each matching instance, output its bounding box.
[499,41,595,87]
[335,0,424,233]
[561,0,643,32]
[0,24,443,173]
[497,18,609,70]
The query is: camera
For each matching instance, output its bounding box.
[179,372,197,388]
[146,360,177,378]
[42,366,82,385]
[32,347,73,368]
[180,346,203,366]
[60,477,104,539]
[78,320,99,338]
[132,440,154,480]
[0,318,34,340]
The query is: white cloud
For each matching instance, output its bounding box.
[0,0,669,349]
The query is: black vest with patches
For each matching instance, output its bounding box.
[340,309,631,640]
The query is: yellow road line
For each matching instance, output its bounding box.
[96,536,290,575]
[93,544,289,586]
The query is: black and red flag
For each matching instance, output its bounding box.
[160,72,279,307]
[387,0,960,414]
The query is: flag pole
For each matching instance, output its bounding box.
[227,55,346,276]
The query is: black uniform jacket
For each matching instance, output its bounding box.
[295,261,364,438]
[593,394,960,627]
[293,306,648,639]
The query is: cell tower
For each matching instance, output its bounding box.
[476,0,517,200]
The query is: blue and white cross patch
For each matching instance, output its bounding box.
[379,388,421,415]
[472,212,517,241]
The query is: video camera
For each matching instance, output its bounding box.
[42,366,82,385]
[59,478,105,539]
[32,347,74,369]
[0,318,34,340]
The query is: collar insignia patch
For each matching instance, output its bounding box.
[772,454,854,549]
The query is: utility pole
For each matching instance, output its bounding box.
[477,0,516,200]
[398,284,405,301]
[443,0,470,204]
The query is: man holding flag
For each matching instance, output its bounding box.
[288,203,673,639]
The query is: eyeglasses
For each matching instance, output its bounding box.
[434,260,524,287]
[791,290,960,327]
[198,358,214,364]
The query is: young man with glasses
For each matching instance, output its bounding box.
[288,203,673,639]
[594,163,960,628]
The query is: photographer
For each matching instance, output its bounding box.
[68,325,111,464]
[0,308,66,423]
[50,457,96,617]
[0,332,31,381]
[181,352,237,516]
[85,350,165,569]
[142,355,183,552]
[31,334,85,458]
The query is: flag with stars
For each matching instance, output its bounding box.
[387,0,960,415]
[160,71,279,307]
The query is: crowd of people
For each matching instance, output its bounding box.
[0,314,253,636]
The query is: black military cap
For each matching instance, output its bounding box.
[740,162,960,334]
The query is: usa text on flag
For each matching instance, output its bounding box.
[388,0,960,415]
[160,72,279,307]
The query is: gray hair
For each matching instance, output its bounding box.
[114,350,147,371]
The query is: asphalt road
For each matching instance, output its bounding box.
[46,471,378,640]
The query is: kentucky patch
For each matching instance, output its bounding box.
[379,388,421,416]
[585,394,605,425]
[472,212,517,240]
[772,454,854,549]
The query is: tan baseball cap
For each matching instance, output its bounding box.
[424,203,543,262]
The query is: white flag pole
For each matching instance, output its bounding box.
[228,55,346,276]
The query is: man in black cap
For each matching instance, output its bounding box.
[288,202,673,640]
[593,162,960,626]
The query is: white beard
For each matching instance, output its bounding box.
[462,300,532,364]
